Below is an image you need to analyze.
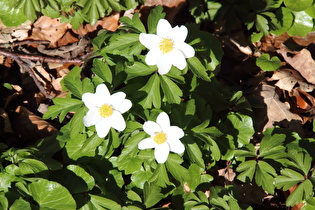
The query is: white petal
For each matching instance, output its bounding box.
[154,143,170,164]
[156,112,170,130]
[156,54,173,75]
[138,138,156,150]
[145,49,160,65]
[95,118,111,138]
[83,108,101,127]
[170,25,188,43]
[176,42,195,58]
[110,92,127,110]
[168,139,185,154]
[139,33,161,50]
[95,84,111,98]
[170,49,187,70]
[143,121,161,136]
[109,111,126,131]
[157,19,173,38]
[82,93,101,109]
[165,126,184,139]
[117,99,132,114]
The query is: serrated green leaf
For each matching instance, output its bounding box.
[29,179,76,209]
[92,59,113,83]
[125,61,156,77]
[0,193,8,210]
[275,168,305,191]
[256,14,269,35]
[0,173,21,192]
[271,7,294,35]
[66,133,103,160]
[17,159,48,175]
[143,182,164,208]
[256,54,281,71]
[226,112,254,147]
[165,153,190,182]
[147,5,165,34]
[62,66,85,98]
[131,167,153,189]
[255,161,276,194]
[287,149,312,176]
[286,179,314,207]
[149,163,170,188]
[43,97,83,122]
[259,132,286,159]
[236,160,256,182]
[160,75,183,104]
[183,136,205,168]
[120,12,146,33]
[187,57,211,82]
[139,74,161,109]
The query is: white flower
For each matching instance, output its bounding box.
[139,19,195,75]
[138,112,185,164]
[82,84,132,138]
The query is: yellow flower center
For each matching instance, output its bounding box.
[154,132,167,145]
[159,38,174,54]
[99,104,113,118]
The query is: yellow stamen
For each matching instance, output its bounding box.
[99,104,113,118]
[159,38,174,54]
[154,132,167,144]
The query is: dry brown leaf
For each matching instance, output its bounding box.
[250,83,303,133]
[73,12,120,35]
[277,47,315,84]
[0,20,32,43]
[29,16,71,47]
[217,167,236,182]
[14,106,58,141]
[56,31,79,47]
[269,68,315,92]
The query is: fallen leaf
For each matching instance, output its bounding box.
[0,20,31,43]
[277,47,315,84]
[250,82,303,133]
[269,68,315,92]
[14,106,58,141]
[29,16,71,47]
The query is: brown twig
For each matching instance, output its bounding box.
[0,49,85,64]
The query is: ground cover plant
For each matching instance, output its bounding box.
[1,0,315,209]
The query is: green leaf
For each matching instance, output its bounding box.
[120,13,146,33]
[165,153,190,182]
[182,136,205,168]
[256,14,269,35]
[66,133,103,160]
[92,59,113,83]
[89,194,121,209]
[77,0,111,25]
[62,66,84,98]
[275,168,305,191]
[256,54,281,71]
[287,11,313,37]
[10,197,31,210]
[187,57,211,82]
[28,179,76,209]
[271,7,294,35]
[0,6,28,27]
[43,97,83,123]
[0,173,21,192]
[287,149,312,176]
[236,160,256,182]
[16,159,48,175]
[67,165,95,192]
[286,179,314,207]
[284,0,313,11]
[131,166,153,189]
[125,62,156,77]
[0,193,8,210]
[187,164,213,191]
[147,5,166,34]
[226,112,254,147]
[259,131,286,159]
[143,182,164,208]
[255,161,277,194]
[139,74,161,109]
[149,164,170,188]
[160,75,183,104]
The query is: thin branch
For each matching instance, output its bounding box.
[0,49,85,64]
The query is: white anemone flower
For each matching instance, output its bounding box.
[82,84,132,138]
[138,112,185,164]
[139,19,195,75]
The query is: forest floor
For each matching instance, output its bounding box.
[1,1,315,209]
